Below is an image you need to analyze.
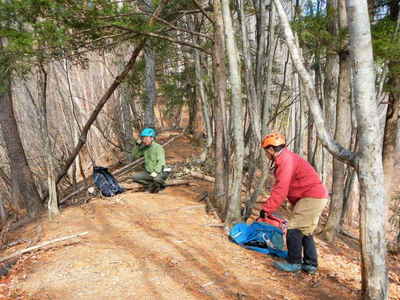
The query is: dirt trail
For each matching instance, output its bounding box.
[1,136,399,300]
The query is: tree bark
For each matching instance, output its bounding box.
[143,46,157,128]
[0,39,42,217]
[382,0,400,217]
[346,0,388,298]
[323,0,339,191]
[194,49,213,162]
[324,0,352,242]
[212,0,229,212]
[221,0,245,226]
[37,64,60,219]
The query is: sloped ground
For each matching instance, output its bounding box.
[1,135,399,300]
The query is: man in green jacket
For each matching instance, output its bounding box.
[131,128,169,193]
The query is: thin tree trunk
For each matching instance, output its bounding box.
[324,0,352,242]
[237,0,266,220]
[194,49,213,162]
[382,1,400,218]
[38,65,60,218]
[212,0,229,212]
[221,0,245,226]
[262,3,276,134]
[323,0,339,191]
[143,47,157,128]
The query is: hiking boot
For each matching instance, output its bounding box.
[272,261,302,272]
[302,264,317,274]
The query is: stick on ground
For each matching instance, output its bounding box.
[0,232,88,263]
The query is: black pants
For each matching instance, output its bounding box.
[286,229,318,267]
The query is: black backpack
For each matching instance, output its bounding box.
[93,166,124,197]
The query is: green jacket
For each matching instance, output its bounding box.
[132,141,166,174]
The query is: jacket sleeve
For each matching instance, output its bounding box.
[131,142,145,161]
[262,153,296,214]
[145,144,165,173]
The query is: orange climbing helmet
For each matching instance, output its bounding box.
[261,132,286,148]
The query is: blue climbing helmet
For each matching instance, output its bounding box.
[140,128,156,137]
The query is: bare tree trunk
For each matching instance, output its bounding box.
[194,49,213,162]
[382,1,400,220]
[143,47,157,128]
[38,65,60,219]
[142,0,157,129]
[221,0,245,226]
[237,0,266,220]
[323,0,339,190]
[0,40,42,217]
[346,0,388,298]
[324,0,352,242]
[212,0,229,212]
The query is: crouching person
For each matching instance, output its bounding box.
[260,133,328,274]
[131,128,170,193]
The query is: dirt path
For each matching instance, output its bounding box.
[1,136,399,299]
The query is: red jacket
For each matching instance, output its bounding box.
[262,148,328,214]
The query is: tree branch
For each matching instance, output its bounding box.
[112,25,212,55]
[0,232,88,263]
[191,0,215,25]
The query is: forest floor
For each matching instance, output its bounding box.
[1,134,400,300]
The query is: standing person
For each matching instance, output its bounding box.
[260,133,328,274]
[131,128,169,193]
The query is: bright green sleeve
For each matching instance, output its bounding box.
[131,142,145,161]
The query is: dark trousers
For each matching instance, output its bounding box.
[132,171,169,193]
[287,229,318,267]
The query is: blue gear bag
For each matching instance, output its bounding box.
[229,222,288,258]
[93,166,124,197]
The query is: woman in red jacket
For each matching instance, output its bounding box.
[260,133,328,274]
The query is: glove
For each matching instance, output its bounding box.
[136,139,142,145]
[150,172,158,178]
[259,210,267,219]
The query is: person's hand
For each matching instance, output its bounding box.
[150,172,158,178]
[136,138,142,145]
[259,210,267,219]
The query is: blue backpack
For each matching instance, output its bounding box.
[229,222,288,258]
[93,166,124,197]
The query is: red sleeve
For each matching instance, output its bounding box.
[262,152,296,214]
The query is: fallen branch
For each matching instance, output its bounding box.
[189,170,215,182]
[148,204,205,216]
[122,179,191,192]
[339,230,359,241]
[189,171,247,192]
[0,232,88,263]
